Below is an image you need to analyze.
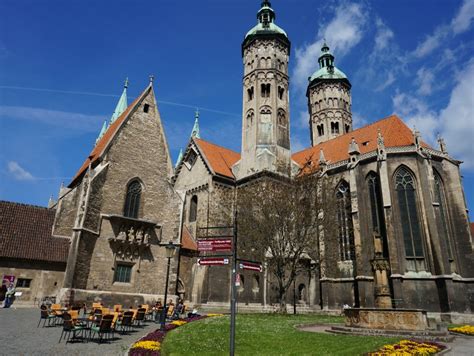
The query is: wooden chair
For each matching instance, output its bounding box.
[59,312,86,343]
[92,302,102,309]
[113,304,122,313]
[51,303,64,317]
[69,309,79,321]
[90,314,114,343]
[167,305,175,318]
[37,305,57,327]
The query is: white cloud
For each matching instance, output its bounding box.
[451,0,474,34]
[374,18,394,52]
[352,111,368,129]
[392,60,474,169]
[416,67,435,96]
[375,71,396,92]
[293,2,368,92]
[7,161,34,181]
[0,106,106,132]
[412,26,449,59]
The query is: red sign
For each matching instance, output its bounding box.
[239,262,263,272]
[198,257,229,266]
[197,238,232,252]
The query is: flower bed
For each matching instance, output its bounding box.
[129,314,219,356]
[449,325,474,335]
[367,339,446,355]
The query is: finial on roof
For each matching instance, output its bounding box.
[413,126,421,149]
[191,109,200,139]
[95,119,108,145]
[149,74,155,84]
[319,149,326,165]
[348,137,360,155]
[377,128,385,147]
[48,194,56,208]
[175,149,184,168]
[110,79,128,124]
[437,134,448,154]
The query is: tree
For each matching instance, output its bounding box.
[236,171,337,313]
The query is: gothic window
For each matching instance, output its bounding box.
[185,149,198,167]
[246,110,254,128]
[189,195,198,222]
[336,181,354,261]
[394,167,425,270]
[247,87,254,101]
[124,180,142,218]
[278,86,284,100]
[266,57,272,67]
[433,171,454,263]
[331,122,339,134]
[143,104,150,113]
[345,124,350,133]
[328,98,333,107]
[261,83,271,98]
[260,57,266,68]
[317,124,324,136]
[367,173,386,239]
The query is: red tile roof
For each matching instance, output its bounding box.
[470,222,474,239]
[292,115,428,172]
[0,201,70,263]
[69,85,151,187]
[181,226,198,251]
[194,138,240,179]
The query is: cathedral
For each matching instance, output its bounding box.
[1,1,472,319]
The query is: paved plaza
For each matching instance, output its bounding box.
[0,308,158,356]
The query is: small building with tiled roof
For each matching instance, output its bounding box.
[0,200,69,303]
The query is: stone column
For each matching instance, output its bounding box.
[371,232,392,308]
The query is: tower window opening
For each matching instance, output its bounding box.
[189,195,198,222]
[331,122,339,134]
[247,87,254,101]
[346,124,351,133]
[143,104,150,113]
[317,124,324,136]
[261,83,271,98]
[278,86,284,100]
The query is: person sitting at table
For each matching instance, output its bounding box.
[172,299,184,320]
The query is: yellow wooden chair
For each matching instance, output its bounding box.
[92,302,102,309]
[113,304,122,313]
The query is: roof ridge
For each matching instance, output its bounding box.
[194,137,239,154]
[0,200,52,211]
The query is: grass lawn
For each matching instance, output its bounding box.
[161,314,400,355]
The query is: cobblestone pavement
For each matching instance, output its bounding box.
[0,308,159,356]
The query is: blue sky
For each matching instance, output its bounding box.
[1,0,473,219]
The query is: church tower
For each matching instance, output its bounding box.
[307,43,352,146]
[233,0,291,179]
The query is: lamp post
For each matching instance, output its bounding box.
[160,241,178,330]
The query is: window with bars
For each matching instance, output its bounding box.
[124,180,142,219]
[114,264,132,283]
[336,181,354,261]
[394,167,425,270]
[16,278,32,288]
[433,171,454,263]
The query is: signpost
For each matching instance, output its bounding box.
[197,257,229,266]
[196,216,263,356]
[197,238,232,252]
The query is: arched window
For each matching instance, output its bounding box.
[367,173,385,235]
[336,181,354,261]
[394,167,425,270]
[124,180,142,218]
[189,195,198,222]
[433,171,454,264]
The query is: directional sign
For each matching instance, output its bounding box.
[239,261,263,272]
[198,257,229,266]
[197,238,232,252]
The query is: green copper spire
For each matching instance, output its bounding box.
[191,108,200,139]
[175,149,183,168]
[308,42,349,83]
[110,78,128,124]
[95,119,108,144]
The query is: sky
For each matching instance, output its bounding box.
[0,0,473,219]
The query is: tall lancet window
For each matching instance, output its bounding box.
[394,167,425,271]
[433,170,455,268]
[124,180,142,218]
[336,181,354,261]
[367,173,386,235]
[189,195,198,223]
